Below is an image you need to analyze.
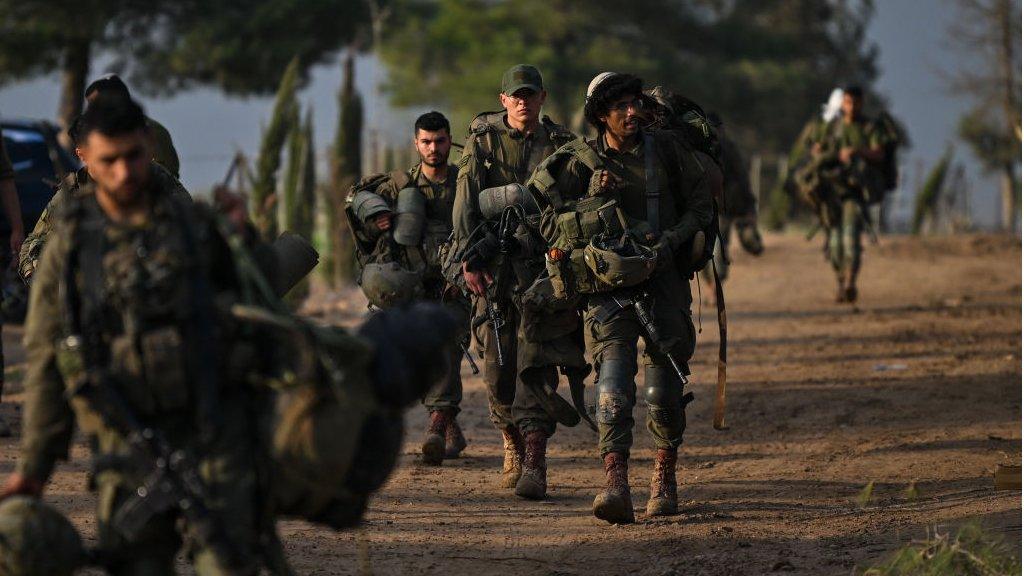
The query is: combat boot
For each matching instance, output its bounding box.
[499,425,525,489]
[842,269,858,304]
[834,275,847,303]
[444,417,467,459]
[515,431,547,500]
[646,448,679,516]
[421,410,450,466]
[593,452,634,524]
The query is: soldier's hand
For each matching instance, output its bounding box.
[588,169,622,196]
[462,262,493,297]
[839,147,855,164]
[0,474,43,500]
[8,227,23,261]
[213,187,250,235]
[372,213,393,232]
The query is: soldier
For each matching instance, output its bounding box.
[452,64,582,499]
[530,73,714,523]
[701,112,763,293]
[347,111,470,465]
[85,74,180,178]
[0,95,287,575]
[804,85,887,303]
[0,126,25,437]
[18,74,185,283]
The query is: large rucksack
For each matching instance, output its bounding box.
[874,111,903,195]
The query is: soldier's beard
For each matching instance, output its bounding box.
[420,153,449,168]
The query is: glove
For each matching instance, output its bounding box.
[357,303,458,408]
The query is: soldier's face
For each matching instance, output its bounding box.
[80,128,152,205]
[601,94,642,140]
[842,94,862,118]
[501,88,546,126]
[414,128,452,167]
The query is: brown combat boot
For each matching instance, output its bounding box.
[421,410,449,466]
[499,426,525,489]
[646,448,679,516]
[593,452,634,524]
[834,275,847,303]
[515,431,548,500]
[444,416,467,459]
[842,269,858,304]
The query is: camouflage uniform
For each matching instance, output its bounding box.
[811,116,884,285]
[18,163,189,283]
[452,111,583,437]
[363,163,469,415]
[534,131,714,457]
[17,171,282,575]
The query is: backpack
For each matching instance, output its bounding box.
[874,111,903,194]
[643,87,722,167]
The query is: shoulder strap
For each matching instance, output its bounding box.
[528,138,603,211]
[643,132,661,233]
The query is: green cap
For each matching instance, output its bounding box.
[502,64,544,95]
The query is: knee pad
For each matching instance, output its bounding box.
[596,358,635,424]
[644,365,690,426]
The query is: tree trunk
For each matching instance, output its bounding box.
[996,0,1022,142]
[999,163,1017,232]
[57,38,91,152]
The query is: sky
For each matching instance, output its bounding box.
[0,0,1013,228]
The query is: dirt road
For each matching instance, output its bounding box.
[1,232,1020,575]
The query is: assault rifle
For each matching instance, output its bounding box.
[468,205,525,367]
[608,290,689,385]
[60,336,244,571]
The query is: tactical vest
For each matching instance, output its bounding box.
[530,131,719,297]
[466,111,577,191]
[54,189,221,432]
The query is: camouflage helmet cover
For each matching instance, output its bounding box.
[0,496,85,576]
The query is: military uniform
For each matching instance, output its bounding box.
[810,116,884,296]
[453,110,581,433]
[363,163,469,417]
[18,171,281,574]
[18,163,189,283]
[532,126,713,522]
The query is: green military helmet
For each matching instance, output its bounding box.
[392,187,427,246]
[583,235,657,291]
[0,496,85,576]
[359,261,425,309]
[478,184,539,221]
[350,190,391,224]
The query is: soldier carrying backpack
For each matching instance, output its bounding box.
[344,112,472,466]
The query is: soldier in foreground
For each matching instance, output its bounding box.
[347,111,470,465]
[0,96,457,574]
[0,126,25,437]
[530,73,714,523]
[452,64,583,499]
[799,86,889,303]
[18,74,183,284]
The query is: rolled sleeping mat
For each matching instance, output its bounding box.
[393,187,427,246]
[350,190,391,223]
[272,231,320,297]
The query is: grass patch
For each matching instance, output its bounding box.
[861,522,1021,576]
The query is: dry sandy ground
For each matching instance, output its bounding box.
[1,232,1020,575]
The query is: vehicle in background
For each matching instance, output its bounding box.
[1,119,80,322]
